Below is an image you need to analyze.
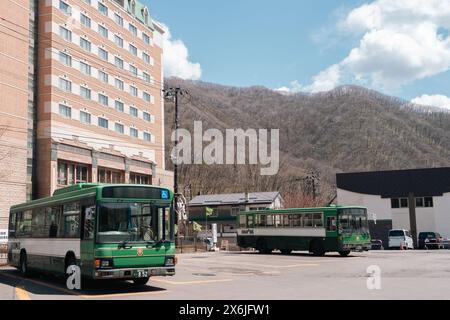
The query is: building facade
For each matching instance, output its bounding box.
[0,0,38,230]
[0,0,172,230]
[337,168,450,246]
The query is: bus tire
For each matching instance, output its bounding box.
[19,251,29,277]
[280,249,292,255]
[310,240,325,256]
[339,251,351,257]
[133,277,150,286]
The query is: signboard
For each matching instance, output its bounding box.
[212,223,218,244]
[0,229,8,244]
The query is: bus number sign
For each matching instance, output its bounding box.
[241,229,254,235]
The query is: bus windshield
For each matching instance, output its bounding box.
[97,203,170,244]
[338,208,369,235]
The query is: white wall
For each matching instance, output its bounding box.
[337,189,450,239]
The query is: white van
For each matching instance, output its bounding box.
[388,229,414,250]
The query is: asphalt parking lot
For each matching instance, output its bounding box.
[1,250,450,300]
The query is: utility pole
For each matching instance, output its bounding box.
[164,87,187,232]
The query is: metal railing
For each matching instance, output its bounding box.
[175,236,209,253]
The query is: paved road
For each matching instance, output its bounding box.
[1,250,450,300]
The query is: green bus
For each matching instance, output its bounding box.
[236,206,371,257]
[7,183,176,285]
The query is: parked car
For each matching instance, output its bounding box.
[418,232,444,249]
[388,229,414,250]
[443,238,450,250]
[370,239,384,250]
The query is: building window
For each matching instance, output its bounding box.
[115,123,124,134]
[98,168,124,183]
[115,100,124,112]
[130,127,138,138]
[80,61,91,75]
[59,52,72,66]
[129,65,138,76]
[98,94,108,106]
[58,161,89,186]
[98,117,109,129]
[143,92,151,102]
[80,111,91,124]
[59,0,72,16]
[98,2,108,16]
[58,104,71,118]
[115,78,124,91]
[391,198,400,209]
[142,33,150,45]
[80,86,91,100]
[129,24,137,37]
[98,48,108,61]
[130,173,151,185]
[143,132,152,142]
[143,112,151,122]
[143,72,151,83]
[80,38,91,52]
[114,13,123,27]
[115,57,124,69]
[58,78,72,92]
[130,86,138,97]
[114,35,123,48]
[59,26,72,42]
[400,198,408,208]
[143,52,150,64]
[129,106,138,117]
[416,197,424,208]
[424,197,434,208]
[129,44,137,56]
[80,14,91,28]
[98,70,108,83]
[98,25,108,38]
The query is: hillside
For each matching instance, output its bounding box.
[164,78,450,206]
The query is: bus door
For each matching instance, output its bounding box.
[326,215,338,237]
[80,200,96,276]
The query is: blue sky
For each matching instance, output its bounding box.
[146,0,450,108]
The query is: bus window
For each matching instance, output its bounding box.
[266,215,274,227]
[326,216,337,232]
[303,214,313,227]
[313,213,323,228]
[63,202,80,238]
[31,208,46,238]
[274,215,282,227]
[17,211,32,237]
[283,215,290,227]
[247,215,254,228]
[291,214,301,227]
[83,206,95,240]
[239,215,247,228]
[48,207,60,238]
[9,212,17,238]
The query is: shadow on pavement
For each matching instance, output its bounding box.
[0,268,167,297]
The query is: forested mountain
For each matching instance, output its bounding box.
[164,78,450,206]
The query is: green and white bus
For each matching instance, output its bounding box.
[236,206,371,257]
[7,183,176,285]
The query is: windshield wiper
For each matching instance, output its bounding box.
[119,240,133,249]
[146,239,170,248]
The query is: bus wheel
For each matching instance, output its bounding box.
[281,249,292,255]
[19,251,28,277]
[133,277,150,286]
[310,241,325,256]
[339,251,351,257]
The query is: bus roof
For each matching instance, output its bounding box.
[237,205,367,215]
[10,183,173,212]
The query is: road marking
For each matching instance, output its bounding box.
[151,278,233,285]
[1,272,169,299]
[79,290,170,299]
[15,286,31,300]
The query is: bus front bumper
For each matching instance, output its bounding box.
[94,266,176,280]
[341,243,371,252]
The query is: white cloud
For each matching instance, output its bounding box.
[412,94,450,110]
[288,0,450,93]
[275,80,303,94]
[162,24,202,80]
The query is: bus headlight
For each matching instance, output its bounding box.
[95,259,113,269]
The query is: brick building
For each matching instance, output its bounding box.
[0,0,172,230]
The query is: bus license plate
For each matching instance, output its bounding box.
[133,270,148,278]
[356,245,362,251]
